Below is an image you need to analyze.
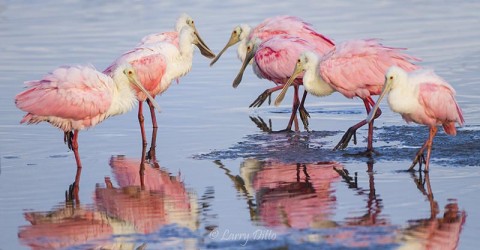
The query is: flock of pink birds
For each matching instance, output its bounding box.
[14,14,465,197]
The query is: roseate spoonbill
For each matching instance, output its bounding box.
[15,63,160,197]
[367,66,464,171]
[137,13,212,59]
[274,39,420,154]
[232,35,332,131]
[104,25,214,167]
[211,16,334,130]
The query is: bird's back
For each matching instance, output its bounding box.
[103,44,169,99]
[15,65,114,131]
[412,70,464,134]
[251,15,335,55]
[320,39,420,98]
[254,36,316,84]
[137,31,179,47]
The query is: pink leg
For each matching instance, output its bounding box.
[298,90,310,131]
[334,97,381,153]
[286,84,300,132]
[249,85,285,108]
[409,138,429,171]
[71,130,82,202]
[138,101,147,181]
[423,126,438,172]
[409,126,438,172]
[365,97,382,153]
[146,98,158,163]
[139,136,147,188]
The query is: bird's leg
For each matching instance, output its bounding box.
[138,101,147,184]
[423,127,438,172]
[139,136,147,188]
[249,85,283,108]
[334,98,381,153]
[146,99,158,163]
[365,98,382,155]
[138,101,148,149]
[64,131,74,150]
[409,138,429,171]
[71,130,82,202]
[284,84,301,132]
[298,90,310,132]
[249,116,272,132]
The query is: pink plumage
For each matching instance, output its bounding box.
[104,47,168,101]
[15,62,147,200]
[252,36,318,85]
[16,65,119,132]
[233,17,335,131]
[138,31,179,47]
[248,15,334,55]
[275,39,420,153]
[319,39,420,99]
[368,66,464,171]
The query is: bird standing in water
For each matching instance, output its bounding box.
[15,63,160,198]
[103,24,215,173]
[367,66,464,171]
[275,39,419,154]
[211,15,334,131]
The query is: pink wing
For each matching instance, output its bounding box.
[137,31,179,47]
[418,80,465,135]
[15,65,113,121]
[103,46,167,98]
[254,36,316,84]
[128,54,167,97]
[251,15,335,55]
[320,39,420,99]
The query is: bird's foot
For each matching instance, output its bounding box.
[334,127,357,151]
[64,131,74,150]
[65,181,79,204]
[249,116,272,132]
[408,153,426,172]
[360,149,379,157]
[146,146,157,162]
[271,128,294,134]
[249,90,272,108]
[299,106,310,132]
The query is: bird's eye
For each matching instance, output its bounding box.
[191,20,194,24]
[233,30,237,34]
[128,70,133,75]
[389,76,393,80]
[297,59,301,63]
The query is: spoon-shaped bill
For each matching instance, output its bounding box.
[274,60,304,106]
[210,31,240,66]
[366,78,392,123]
[232,45,255,88]
[124,68,162,112]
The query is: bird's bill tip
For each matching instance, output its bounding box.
[194,31,216,59]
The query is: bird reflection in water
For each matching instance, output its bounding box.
[214,159,342,228]
[399,171,466,249]
[214,159,466,248]
[95,156,198,234]
[18,156,198,249]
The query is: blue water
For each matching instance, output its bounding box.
[1,0,479,249]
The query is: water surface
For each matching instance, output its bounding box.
[1,0,479,249]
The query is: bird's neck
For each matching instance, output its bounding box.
[303,67,335,97]
[108,75,137,117]
[169,43,194,80]
[237,40,248,63]
[388,77,419,114]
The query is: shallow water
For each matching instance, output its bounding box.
[1,0,479,249]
